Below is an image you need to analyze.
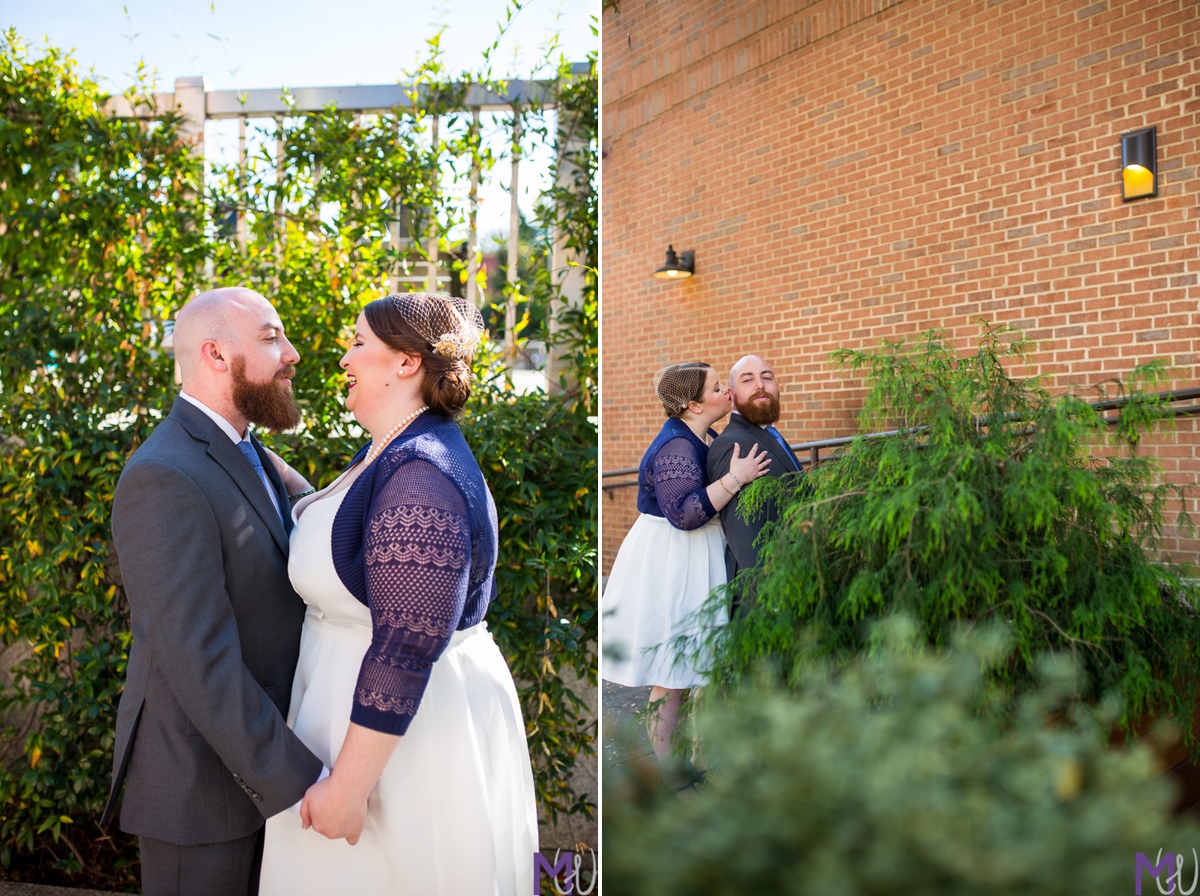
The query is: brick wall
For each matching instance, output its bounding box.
[601,0,1200,575]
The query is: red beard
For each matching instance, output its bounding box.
[231,356,302,432]
[734,389,780,426]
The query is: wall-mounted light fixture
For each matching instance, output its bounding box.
[1120,126,1157,201]
[653,245,694,280]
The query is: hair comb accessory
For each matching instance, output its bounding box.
[388,293,485,361]
[653,362,710,415]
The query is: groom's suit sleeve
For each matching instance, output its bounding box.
[111,460,322,819]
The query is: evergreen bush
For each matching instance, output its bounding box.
[607,623,1197,895]
[709,325,1200,736]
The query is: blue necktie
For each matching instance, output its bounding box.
[766,425,799,471]
[237,439,283,523]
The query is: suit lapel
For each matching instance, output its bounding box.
[169,399,291,555]
[206,436,290,554]
[766,426,803,473]
[732,415,801,475]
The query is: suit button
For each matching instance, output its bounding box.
[252,794,263,802]
[233,774,244,783]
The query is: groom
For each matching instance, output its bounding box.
[707,355,806,598]
[102,287,324,896]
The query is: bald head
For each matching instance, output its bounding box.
[730,354,774,385]
[171,286,299,434]
[174,287,277,385]
[729,354,782,425]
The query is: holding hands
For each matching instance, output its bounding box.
[298,722,400,846]
[299,774,369,846]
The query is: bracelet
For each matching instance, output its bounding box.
[288,487,317,499]
[719,475,737,496]
[728,471,744,489]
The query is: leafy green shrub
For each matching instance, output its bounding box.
[0,28,595,887]
[709,325,1200,736]
[607,622,1197,894]
[0,31,204,886]
[465,387,596,819]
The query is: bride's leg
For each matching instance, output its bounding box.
[646,686,687,768]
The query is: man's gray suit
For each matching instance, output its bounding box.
[102,398,321,886]
[706,413,805,582]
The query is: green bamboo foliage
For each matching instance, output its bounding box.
[709,325,1200,735]
[0,29,595,886]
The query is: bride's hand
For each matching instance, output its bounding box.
[301,723,397,845]
[299,776,368,845]
[260,445,314,497]
[728,441,771,485]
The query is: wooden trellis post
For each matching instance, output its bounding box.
[425,115,440,294]
[237,116,248,254]
[273,116,284,289]
[504,113,521,374]
[173,77,207,155]
[547,103,588,397]
[466,108,481,309]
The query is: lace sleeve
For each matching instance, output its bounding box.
[351,458,470,736]
[651,435,717,530]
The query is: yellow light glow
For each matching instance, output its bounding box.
[653,268,691,280]
[1123,164,1155,199]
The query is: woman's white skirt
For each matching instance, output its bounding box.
[601,514,728,689]
[259,618,538,896]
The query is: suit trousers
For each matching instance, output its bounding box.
[139,829,264,896]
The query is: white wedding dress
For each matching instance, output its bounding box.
[259,476,538,895]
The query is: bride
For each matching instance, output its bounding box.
[258,293,537,895]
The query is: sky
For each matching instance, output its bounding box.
[0,0,597,241]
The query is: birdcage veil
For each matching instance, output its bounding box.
[653,362,712,416]
[388,293,485,361]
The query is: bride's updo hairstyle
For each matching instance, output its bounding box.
[653,362,713,418]
[362,293,486,418]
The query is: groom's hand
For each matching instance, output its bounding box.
[299,776,368,845]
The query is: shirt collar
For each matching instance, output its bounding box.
[179,391,248,444]
[730,410,769,431]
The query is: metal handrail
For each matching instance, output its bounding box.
[601,385,1200,494]
[601,467,638,478]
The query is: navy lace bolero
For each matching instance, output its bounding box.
[635,417,718,531]
[330,413,498,736]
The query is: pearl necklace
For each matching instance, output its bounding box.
[683,417,709,442]
[364,406,429,466]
